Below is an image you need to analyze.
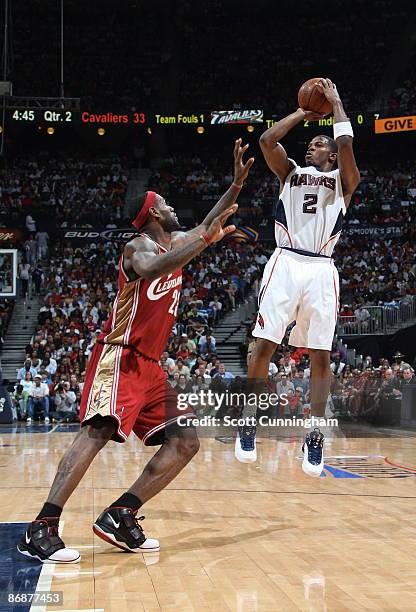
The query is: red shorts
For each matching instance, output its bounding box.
[80,343,194,444]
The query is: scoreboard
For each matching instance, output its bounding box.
[5,107,416,134]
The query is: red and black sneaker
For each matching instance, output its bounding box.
[93,507,159,553]
[17,518,80,564]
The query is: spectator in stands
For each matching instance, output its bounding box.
[181,332,197,353]
[392,352,412,371]
[213,362,235,385]
[176,341,191,363]
[330,352,346,377]
[208,295,223,322]
[198,332,216,356]
[18,258,30,298]
[17,359,38,381]
[25,214,36,234]
[50,382,77,423]
[32,265,44,295]
[12,384,29,421]
[268,361,278,378]
[287,388,304,417]
[20,371,34,393]
[294,369,309,395]
[27,374,50,424]
[378,368,401,402]
[194,363,211,381]
[400,367,415,387]
[176,374,193,394]
[160,352,176,375]
[276,372,295,397]
[36,229,49,260]
[173,357,191,380]
[192,375,210,394]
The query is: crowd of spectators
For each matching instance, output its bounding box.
[0,156,129,230]
[2,147,414,425]
[10,235,265,422]
[149,157,416,315]
[238,320,416,424]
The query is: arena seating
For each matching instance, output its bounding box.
[3,149,414,422]
[10,0,410,112]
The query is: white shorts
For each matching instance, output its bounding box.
[252,248,339,351]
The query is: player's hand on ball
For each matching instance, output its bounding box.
[297,108,326,122]
[316,78,341,107]
[233,139,254,186]
[205,204,238,244]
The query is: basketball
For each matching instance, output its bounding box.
[298,77,333,115]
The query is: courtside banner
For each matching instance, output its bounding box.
[63,228,137,242]
[343,224,402,237]
[375,115,416,134]
[210,109,263,125]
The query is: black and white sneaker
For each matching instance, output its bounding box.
[235,422,257,463]
[302,428,324,477]
[17,519,80,563]
[93,507,159,553]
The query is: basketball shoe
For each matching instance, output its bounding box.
[235,422,257,463]
[302,428,324,477]
[17,519,80,563]
[93,507,160,552]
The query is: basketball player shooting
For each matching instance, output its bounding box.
[18,140,254,564]
[235,78,360,476]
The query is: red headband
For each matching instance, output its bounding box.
[131,191,157,229]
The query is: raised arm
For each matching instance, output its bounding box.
[171,140,253,247]
[259,109,324,182]
[125,205,238,281]
[318,78,360,207]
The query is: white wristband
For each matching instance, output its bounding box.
[333,121,354,139]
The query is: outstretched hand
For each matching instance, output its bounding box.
[205,204,238,244]
[234,139,255,186]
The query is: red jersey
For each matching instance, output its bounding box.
[99,237,182,361]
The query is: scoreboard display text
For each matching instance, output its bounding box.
[6,108,416,134]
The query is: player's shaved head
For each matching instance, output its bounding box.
[314,135,337,153]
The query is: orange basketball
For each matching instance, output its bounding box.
[298,78,332,115]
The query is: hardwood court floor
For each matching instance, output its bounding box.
[1,424,416,611]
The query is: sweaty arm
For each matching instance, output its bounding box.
[124,204,237,281]
[124,235,206,282]
[259,110,306,181]
[332,100,360,208]
[318,79,360,208]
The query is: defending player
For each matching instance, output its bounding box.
[235,79,360,475]
[18,140,254,563]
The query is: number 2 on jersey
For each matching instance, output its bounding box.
[303,193,318,214]
[168,289,180,316]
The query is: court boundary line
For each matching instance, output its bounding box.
[29,520,64,612]
[3,487,416,499]
[384,456,416,472]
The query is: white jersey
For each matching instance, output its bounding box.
[274,158,346,257]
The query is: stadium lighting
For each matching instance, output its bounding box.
[47,127,55,135]
[147,127,152,134]
[246,125,255,133]
[197,126,204,134]
[98,128,105,136]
